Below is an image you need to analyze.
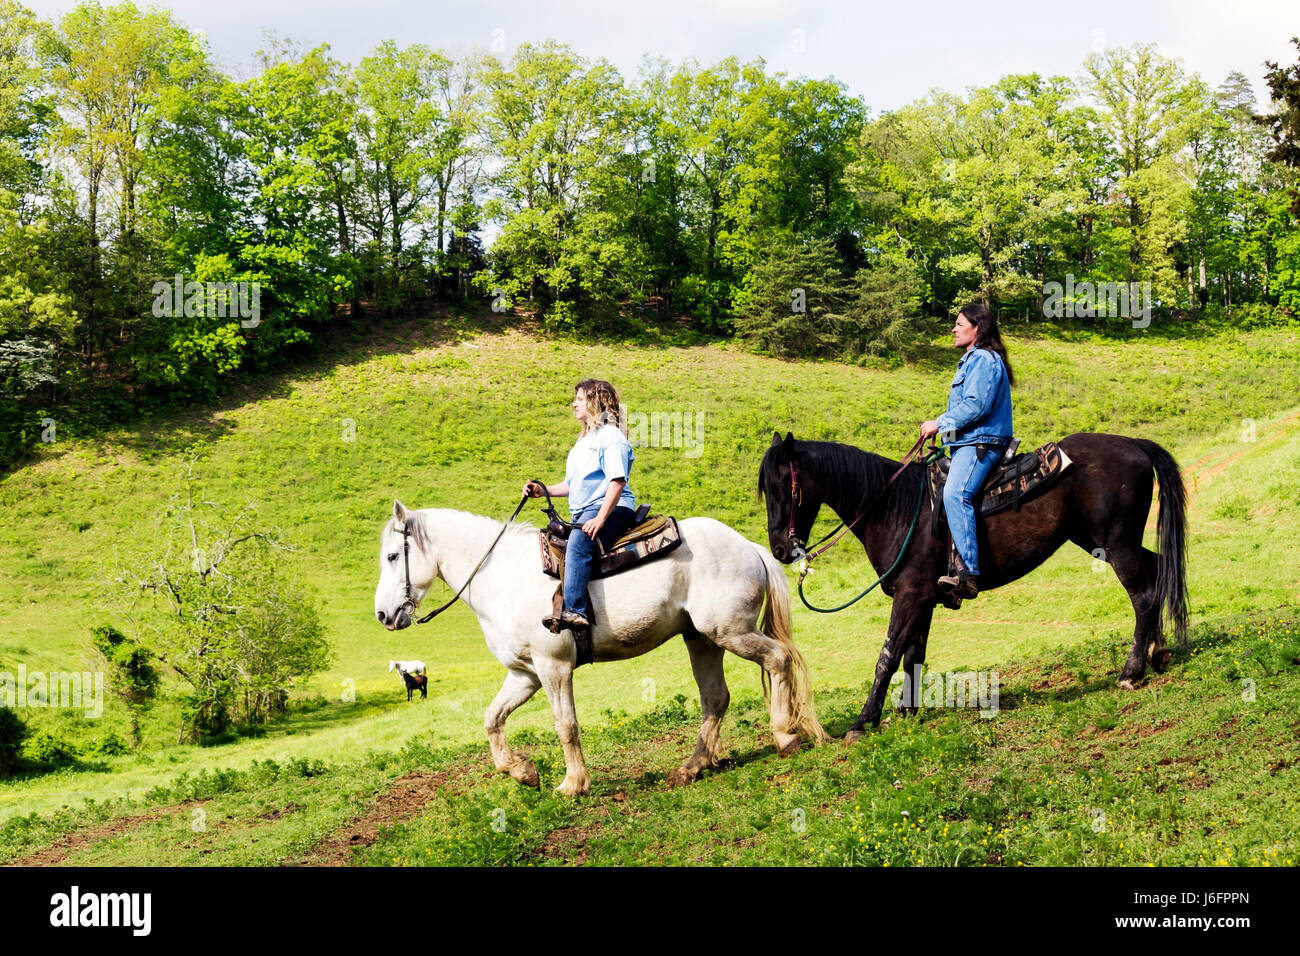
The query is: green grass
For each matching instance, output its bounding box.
[3,609,1296,866]
[1,311,1299,853]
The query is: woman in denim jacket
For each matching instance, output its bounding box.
[523,379,638,630]
[919,303,1014,599]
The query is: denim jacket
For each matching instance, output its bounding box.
[936,347,1013,448]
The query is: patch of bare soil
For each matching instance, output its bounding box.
[6,800,206,867]
[295,770,463,867]
[536,823,604,865]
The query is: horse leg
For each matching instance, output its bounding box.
[897,630,931,716]
[485,669,543,788]
[1110,546,1163,689]
[847,593,934,740]
[668,635,730,787]
[707,627,802,758]
[536,658,591,797]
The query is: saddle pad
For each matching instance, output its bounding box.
[929,441,1073,537]
[540,515,683,580]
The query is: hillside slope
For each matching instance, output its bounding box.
[1,317,1298,823]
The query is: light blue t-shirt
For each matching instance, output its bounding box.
[565,424,636,515]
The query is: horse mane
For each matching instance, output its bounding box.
[760,439,925,512]
[387,508,539,557]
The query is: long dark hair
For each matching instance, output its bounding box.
[958,302,1015,387]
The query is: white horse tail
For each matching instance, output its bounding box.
[756,546,829,744]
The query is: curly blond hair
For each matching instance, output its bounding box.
[575,379,625,436]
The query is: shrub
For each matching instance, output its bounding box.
[0,708,27,775]
[22,729,77,765]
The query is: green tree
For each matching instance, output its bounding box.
[652,57,768,326]
[0,705,26,776]
[733,234,848,357]
[1083,44,1207,303]
[90,623,159,748]
[1258,37,1300,214]
[480,41,628,319]
[114,463,331,741]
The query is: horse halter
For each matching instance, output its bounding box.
[397,523,420,619]
[787,460,806,558]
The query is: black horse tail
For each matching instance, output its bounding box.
[1133,438,1189,647]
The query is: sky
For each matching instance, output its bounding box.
[19,0,1300,112]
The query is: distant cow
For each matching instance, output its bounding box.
[398,668,428,701]
[388,659,426,675]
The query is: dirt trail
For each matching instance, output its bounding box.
[1185,409,1300,493]
[1142,409,1300,533]
[6,801,205,867]
[295,769,468,867]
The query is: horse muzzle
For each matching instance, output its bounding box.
[772,538,805,564]
[377,606,413,631]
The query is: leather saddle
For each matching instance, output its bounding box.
[539,503,684,580]
[928,439,1073,538]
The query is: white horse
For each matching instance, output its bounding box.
[388,660,426,675]
[374,500,827,796]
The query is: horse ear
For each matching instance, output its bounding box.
[393,499,409,524]
[771,431,783,445]
[782,431,796,452]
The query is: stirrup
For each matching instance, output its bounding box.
[938,571,979,599]
[560,610,590,628]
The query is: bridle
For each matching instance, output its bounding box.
[788,460,805,558]
[783,433,936,565]
[777,433,945,613]
[394,492,533,626]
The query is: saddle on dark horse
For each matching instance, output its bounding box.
[927,439,1073,606]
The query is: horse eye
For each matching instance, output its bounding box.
[387,553,398,562]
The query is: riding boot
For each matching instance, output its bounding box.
[938,542,966,594]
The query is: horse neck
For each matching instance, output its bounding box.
[810,448,893,520]
[809,447,920,564]
[415,508,514,603]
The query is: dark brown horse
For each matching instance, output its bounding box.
[758,431,1188,739]
[399,669,428,701]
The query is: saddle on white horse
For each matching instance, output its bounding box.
[537,508,683,580]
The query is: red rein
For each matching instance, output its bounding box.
[791,433,933,562]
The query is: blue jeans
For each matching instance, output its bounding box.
[563,504,637,619]
[942,444,1002,576]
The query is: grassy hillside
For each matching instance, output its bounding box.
[1,312,1299,828]
[3,608,1296,866]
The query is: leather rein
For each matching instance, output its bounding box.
[397,486,539,625]
[790,433,943,613]
[789,433,936,561]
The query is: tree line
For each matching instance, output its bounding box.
[3,0,1300,466]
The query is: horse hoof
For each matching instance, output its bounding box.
[518,761,540,788]
[666,767,698,787]
[777,738,801,758]
[842,730,865,747]
[1151,648,1173,673]
[1117,678,1137,691]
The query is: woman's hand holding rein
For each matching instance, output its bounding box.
[522,479,568,500]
